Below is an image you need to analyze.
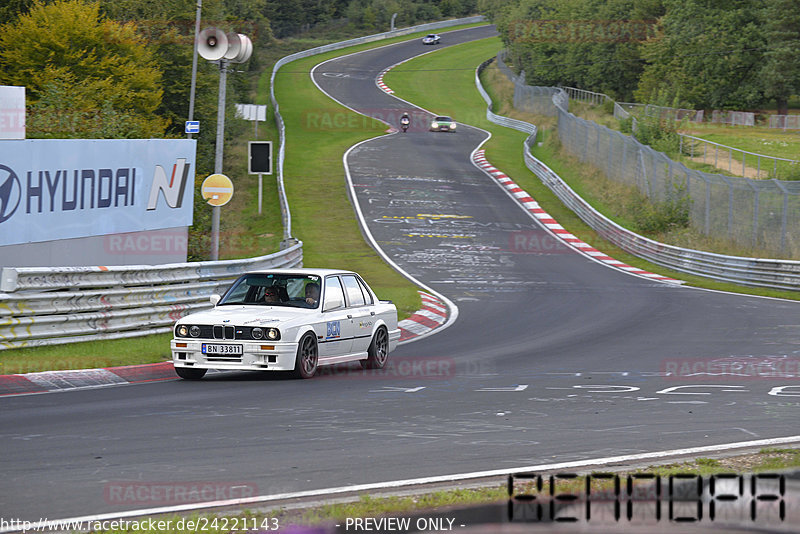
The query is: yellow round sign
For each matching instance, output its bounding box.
[201,174,234,206]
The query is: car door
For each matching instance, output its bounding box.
[317,275,354,358]
[341,274,374,353]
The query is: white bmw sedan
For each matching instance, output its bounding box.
[171,269,400,379]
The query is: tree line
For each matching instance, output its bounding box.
[480,0,799,113]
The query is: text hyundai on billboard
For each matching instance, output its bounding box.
[0,139,196,246]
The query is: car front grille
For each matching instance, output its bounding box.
[177,324,275,340]
[212,325,236,339]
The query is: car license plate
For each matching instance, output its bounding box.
[202,343,243,355]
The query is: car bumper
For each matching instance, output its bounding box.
[171,338,298,372]
[388,328,400,353]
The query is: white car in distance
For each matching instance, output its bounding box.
[172,269,400,379]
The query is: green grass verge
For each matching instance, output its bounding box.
[383,38,800,301]
[0,334,173,375]
[87,447,800,532]
[0,23,488,374]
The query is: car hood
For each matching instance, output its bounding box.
[177,305,315,327]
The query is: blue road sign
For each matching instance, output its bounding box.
[185,121,200,134]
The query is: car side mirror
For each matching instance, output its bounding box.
[210,294,221,306]
[323,295,344,312]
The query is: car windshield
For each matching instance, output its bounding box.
[218,273,322,308]
[426,34,436,38]
[434,116,452,122]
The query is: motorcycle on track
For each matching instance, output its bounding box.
[400,113,410,133]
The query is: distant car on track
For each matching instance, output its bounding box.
[430,116,457,132]
[171,269,399,380]
[422,34,441,45]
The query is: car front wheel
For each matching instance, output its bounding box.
[293,333,318,379]
[362,327,389,370]
[175,367,207,380]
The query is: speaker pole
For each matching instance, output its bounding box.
[210,59,227,261]
[187,0,202,140]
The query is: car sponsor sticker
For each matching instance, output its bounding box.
[326,321,341,340]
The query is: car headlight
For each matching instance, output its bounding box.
[251,327,264,340]
[177,325,189,337]
[266,328,280,340]
[450,123,456,129]
[431,122,438,128]
[189,325,201,337]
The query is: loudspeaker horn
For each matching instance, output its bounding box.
[224,33,253,63]
[234,35,253,64]
[197,27,228,61]
[223,32,242,61]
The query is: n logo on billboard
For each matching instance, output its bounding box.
[147,158,191,210]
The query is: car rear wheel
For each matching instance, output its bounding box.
[293,333,318,379]
[362,327,389,370]
[175,367,207,380]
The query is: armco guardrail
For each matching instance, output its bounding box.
[476,57,800,291]
[475,59,537,138]
[0,243,302,350]
[270,15,485,241]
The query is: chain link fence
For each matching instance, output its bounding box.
[495,52,800,258]
[769,115,800,130]
[711,110,756,126]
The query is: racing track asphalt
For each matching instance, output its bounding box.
[2,25,800,523]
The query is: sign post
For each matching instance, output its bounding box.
[248,141,273,214]
[201,173,234,260]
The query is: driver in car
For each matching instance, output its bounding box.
[303,283,320,307]
[263,287,280,304]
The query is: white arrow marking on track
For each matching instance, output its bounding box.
[477,385,528,392]
[370,386,426,393]
[656,385,749,395]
